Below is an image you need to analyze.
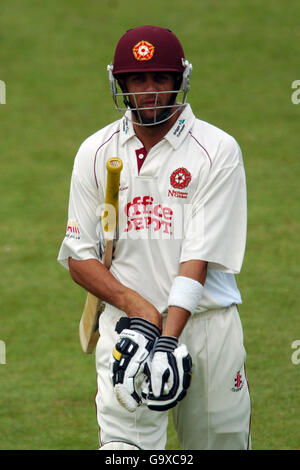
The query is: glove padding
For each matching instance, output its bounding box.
[110,317,160,412]
[142,336,192,411]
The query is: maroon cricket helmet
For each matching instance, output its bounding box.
[112,25,186,76]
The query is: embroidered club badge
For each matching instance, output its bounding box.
[170,167,192,190]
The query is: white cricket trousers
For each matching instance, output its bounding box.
[95,304,251,450]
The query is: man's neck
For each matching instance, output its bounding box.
[132,108,182,152]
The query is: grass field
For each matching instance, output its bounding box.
[0,0,299,450]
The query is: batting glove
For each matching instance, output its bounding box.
[110,317,161,412]
[142,336,192,411]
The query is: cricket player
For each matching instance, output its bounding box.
[58,25,251,450]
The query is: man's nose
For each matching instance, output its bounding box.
[143,76,157,92]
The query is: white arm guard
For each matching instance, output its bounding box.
[168,275,203,314]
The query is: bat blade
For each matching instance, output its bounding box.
[79,294,103,354]
[79,158,123,354]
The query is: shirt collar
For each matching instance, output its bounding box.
[163,104,195,149]
[119,111,136,146]
[119,104,195,148]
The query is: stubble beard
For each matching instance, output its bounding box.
[132,106,174,127]
[131,93,178,127]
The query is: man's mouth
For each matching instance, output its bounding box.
[142,100,157,108]
[141,98,163,110]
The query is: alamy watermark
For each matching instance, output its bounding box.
[0,340,6,364]
[0,80,6,104]
[291,340,300,365]
[66,200,205,244]
[291,80,300,104]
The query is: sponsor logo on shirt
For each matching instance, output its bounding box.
[123,117,129,134]
[173,119,186,138]
[168,189,188,199]
[124,195,173,235]
[66,219,80,240]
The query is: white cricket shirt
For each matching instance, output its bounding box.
[58,104,247,313]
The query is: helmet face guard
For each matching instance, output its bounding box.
[108,26,192,126]
[107,60,192,126]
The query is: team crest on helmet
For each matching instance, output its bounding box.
[133,40,155,61]
[170,167,191,189]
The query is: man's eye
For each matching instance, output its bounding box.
[131,75,144,83]
[155,74,170,83]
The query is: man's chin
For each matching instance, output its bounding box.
[132,108,173,126]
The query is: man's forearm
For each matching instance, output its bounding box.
[162,259,208,338]
[68,257,162,330]
[162,305,191,338]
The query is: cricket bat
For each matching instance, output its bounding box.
[79,157,123,354]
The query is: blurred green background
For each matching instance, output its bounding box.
[0,0,299,450]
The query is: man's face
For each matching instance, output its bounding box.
[121,72,178,125]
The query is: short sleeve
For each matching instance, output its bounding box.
[180,147,247,274]
[57,169,103,270]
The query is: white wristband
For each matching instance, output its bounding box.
[168,276,203,315]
